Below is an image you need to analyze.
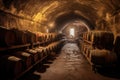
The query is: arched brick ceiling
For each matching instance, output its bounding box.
[0,0,120,31]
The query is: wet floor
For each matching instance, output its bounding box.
[20,43,120,80]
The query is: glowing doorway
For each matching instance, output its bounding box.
[69,28,75,37]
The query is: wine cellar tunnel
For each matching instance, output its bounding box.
[0,0,120,80]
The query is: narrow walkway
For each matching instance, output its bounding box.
[21,43,120,80]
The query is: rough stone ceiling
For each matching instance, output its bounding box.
[0,0,120,29]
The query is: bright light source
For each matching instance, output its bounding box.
[69,28,75,37]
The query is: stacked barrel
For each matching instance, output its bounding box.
[0,26,65,80]
[80,31,117,69]
[114,34,120,65]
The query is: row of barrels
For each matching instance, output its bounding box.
[0,27,64,47]
[80,42,117,66]
[82,31,114,50]
[38,33,65,46]
[0,27,37,47]
[80,31,120,70]
[0,40,64,80]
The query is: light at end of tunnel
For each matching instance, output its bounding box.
[69,28,75,37]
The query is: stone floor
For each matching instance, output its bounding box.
[20,43,120,80]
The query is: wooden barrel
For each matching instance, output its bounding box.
[34,32,39,42]
[114,34,120,63]
[0,55,22,78]
[91,31,102,48]
[25,49,39,63]
[90,49,108,65]
[91,31,114,50]
[0,27,16,47]
[34,47,44,59]
[11,28,27,45]
[106,52,117,64]
[12,51,32,70]
[90,49,116,65]
[101,31,114,50]
[25,31,36,43]
[37,47,47,57]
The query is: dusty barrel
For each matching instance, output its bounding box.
[0,27,16,47]
[25,31,37,43]
[34,47,44,59]
[90,49,108,65]
[101,31,114,50]
[106,52,117,64]
[11,28,27,45]
[46,46,51,55]
[0,55,22,79]
[90,49,117,65]
[91,31,114,49]
[91,31,102,48]
[114,34,120,63]
[25,49,39,63]
[12,51,32,70]
[38,36,42,42]
[38,47,47,57]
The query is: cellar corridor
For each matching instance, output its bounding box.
[1,0,120,80]
[19,43,120,80]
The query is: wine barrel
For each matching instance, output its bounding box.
[90,49,108,65]
[114,34,120,63]
[11,28,27,45]
[38,47,47,57]
[0,27,16,47]
[91,31,114,50]
[91,31,102,48]
[90,49,116,65]
[25,31,36,43]
[25,49,39,63]
[34,47,44,59]
[0,55,22,78]
[101,31,114,50]
[106,52,117,64]
[12,51,32,70]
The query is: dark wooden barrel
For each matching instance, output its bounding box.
[25,31,37,43]
[0,55,22,79]
[25,49,39,63]
[38,47,47,57]
[91,31,114,50]
[90,49,108,65]
[114,34,120,63]
[0,27,16,47]
[12,51,32,70]
[90,49,116,65]
[91,31,102,48]
[34,47,44,59]
[11,28,27,45]
[101,31,114,50]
